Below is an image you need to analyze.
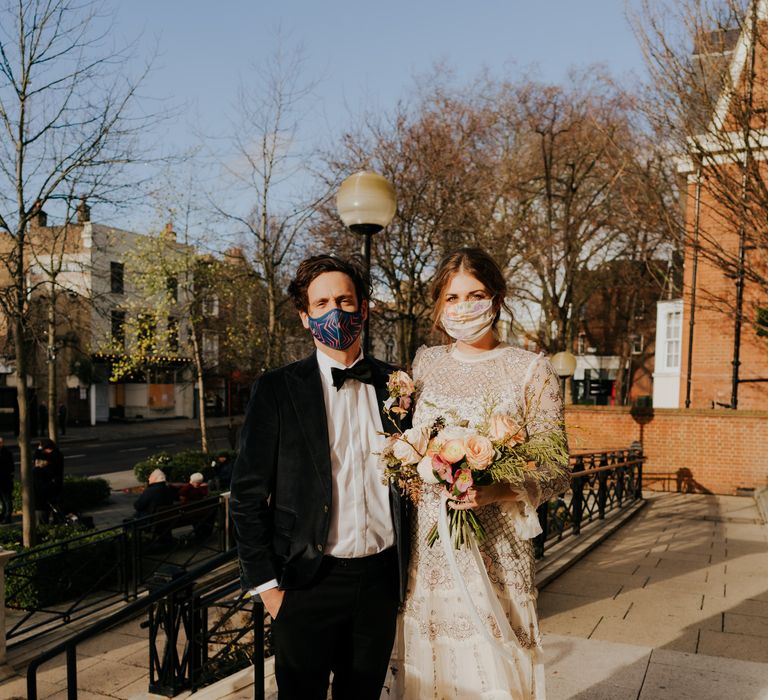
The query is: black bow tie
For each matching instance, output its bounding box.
[331,359,375,390]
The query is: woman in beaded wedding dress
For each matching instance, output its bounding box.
[388,249,569,700]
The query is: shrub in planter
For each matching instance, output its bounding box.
[5,528,122,609]
[134,449,236,484]
[60,476,111,512]
[133,452,173,484]
[10,476,110,515]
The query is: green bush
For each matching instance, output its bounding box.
[60,476,111,512]
[0,523,97,551]
[10,476,110,515]
[5,529,121,609]
[134,449,236,484]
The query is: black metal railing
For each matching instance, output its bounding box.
[22,448,645,700]
[26,549,267,700]
[146,563,266,696]
[6,494,233,644]
[534,448,644,558]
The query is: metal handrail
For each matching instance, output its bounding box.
[26,549,241,700]
[7,493,230,642]
[570,458,644,477]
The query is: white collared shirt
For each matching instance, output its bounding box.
[251,348,394,596]
[316,348,394,557]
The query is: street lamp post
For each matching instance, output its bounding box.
[551,350,577,405]
[336,171,396,354]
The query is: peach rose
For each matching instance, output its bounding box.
[463,434,495,470]
[426,437,443,456]
[439,438,466,464]
[392,427,429,465]
[489,413,526,445]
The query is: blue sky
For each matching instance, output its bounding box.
[116,1,646,158]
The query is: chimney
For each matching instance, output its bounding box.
[76,197,90,223]
[32,201,47,227]
[163,222,176,240]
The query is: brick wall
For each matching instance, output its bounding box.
[565,405,768,495]
[679,157,768,411]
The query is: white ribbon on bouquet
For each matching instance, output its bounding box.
[436,490,541,667]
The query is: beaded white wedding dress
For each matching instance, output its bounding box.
[388,343,569,700]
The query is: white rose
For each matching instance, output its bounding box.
[392,427,429,465]
[416,455,439,483]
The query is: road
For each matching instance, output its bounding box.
[14,424,236,477]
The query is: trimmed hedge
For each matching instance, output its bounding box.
[5,527,121,609]
[11,475,111,514]
[134,449,237,484]
[61,476,111,512]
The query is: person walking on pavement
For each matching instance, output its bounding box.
[230,255,410,700]
[0,437,15,523]
[37,401,48,438]
[40,439,64,509]
[58,403,67,435]
[33,446,53,524]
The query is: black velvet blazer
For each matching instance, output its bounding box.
[229,352,411,601]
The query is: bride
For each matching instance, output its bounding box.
[391,248,569,699]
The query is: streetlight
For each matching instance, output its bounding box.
[336,171,397,354]
[551,350,577,404]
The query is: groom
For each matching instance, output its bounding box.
[230,254,409,700]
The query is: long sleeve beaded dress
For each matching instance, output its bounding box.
[390,343,569,700]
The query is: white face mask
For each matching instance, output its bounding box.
[441,299,495,343]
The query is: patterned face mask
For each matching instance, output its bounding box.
[440,299,495,343]
[307,307,364,350]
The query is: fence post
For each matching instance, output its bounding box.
[0,549,16,665]
[571,456,584,536]
[616,452,625,507]
[129,519,141,599]
[597,453,609,520]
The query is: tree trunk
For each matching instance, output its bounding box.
[16,318,35,547]
[190,330,208,453]
[265,273,278,369]
[47,288,58,442]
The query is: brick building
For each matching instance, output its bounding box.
[673,13,768,410]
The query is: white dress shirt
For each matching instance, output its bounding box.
[317,348,394,556]
[251,348,394,596]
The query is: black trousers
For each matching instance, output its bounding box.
[272,547,399,700]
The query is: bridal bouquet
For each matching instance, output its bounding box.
[381,374,570,549]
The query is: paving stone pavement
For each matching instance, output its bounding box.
[2,490,767,699]
[540,491,768,699]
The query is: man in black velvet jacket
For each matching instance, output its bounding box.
[230,255,409,700]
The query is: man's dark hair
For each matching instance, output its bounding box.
[288,255,370,312]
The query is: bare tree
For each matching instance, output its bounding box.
[494,74,642,355]
[0,0,158,545]
[214,41,325,370]
[316,80,502,365]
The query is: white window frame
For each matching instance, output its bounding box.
[664,310,681,369]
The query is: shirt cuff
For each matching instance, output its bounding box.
[248,579,279,597]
